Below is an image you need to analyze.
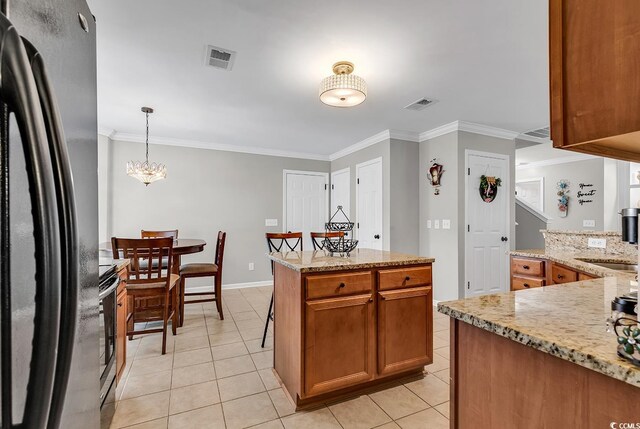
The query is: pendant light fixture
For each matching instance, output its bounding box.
[319,61,367,107]
[126,107,167,186]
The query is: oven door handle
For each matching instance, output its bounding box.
[99,279,119,301]
[22,37,79,429]
[0,13,61,429]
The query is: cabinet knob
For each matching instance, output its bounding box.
[557,274,564,279]
[405,276,411,281]
[381,296,386,300]
[368,298,373,303]
[338,282,346,288]
[117,302,123,307]
[523,283,530,288]
[522,265,530,270]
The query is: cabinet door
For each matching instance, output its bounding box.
[378,286,432,376]
[116,290,127,382]
[304,294,375,397]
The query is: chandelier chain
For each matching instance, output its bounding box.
[145,110,149,163]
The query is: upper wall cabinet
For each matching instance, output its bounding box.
[550,0,640,161]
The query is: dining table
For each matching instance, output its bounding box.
[100,238,207,275]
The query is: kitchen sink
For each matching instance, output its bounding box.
[576,260,638,272]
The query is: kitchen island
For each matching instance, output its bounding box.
[268,249,435,408]
[438,276,639,428]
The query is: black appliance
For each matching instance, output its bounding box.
[620,208,639,244]
[99,264,118,428]
[0,1,98,429]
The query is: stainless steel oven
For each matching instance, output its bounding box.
[99,265,119,428]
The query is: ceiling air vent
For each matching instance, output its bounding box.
[205,45,236,71]
[523,126,550,139]
[404,97,437,111]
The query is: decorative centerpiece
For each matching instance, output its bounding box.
[610,315,640,367]
[324,206,358,257]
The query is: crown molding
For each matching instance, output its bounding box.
[388,129,420,142]
[98,127,116,139]
[328,130,391,161]
[457,121,520,140]
[418,121,460,141]
[111,132,331,161]
[516,153,596,170]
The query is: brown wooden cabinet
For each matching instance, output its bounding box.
[273,260,433,409]
[510,256,599,291]
[550,0,640,161]
[377,286,432,376]
[304,294,375,397]
[115,264,128,383]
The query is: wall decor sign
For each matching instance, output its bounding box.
[557,179,570,217]
[479,175,501,203]
[577,182,596,205]
[428,159,445,195]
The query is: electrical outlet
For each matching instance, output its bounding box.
[442,219,451,229]
[587,238,606,249]
[265,219,278,227]
[427,220,432,229]
[248,262,255,271]
[583,219,596,228]
[434,220,440,229]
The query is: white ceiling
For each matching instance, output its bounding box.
[515,142,597,165]
[88,0,549,158]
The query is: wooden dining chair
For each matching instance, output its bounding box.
[179,231,226,325]
[141,229,179,239]
[111,237,180,354]
[310,231,344,250]
[263,232,303,348]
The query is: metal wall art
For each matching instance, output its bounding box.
[428,159,445,195]
[557,179,570,217]
[479,175,501,203]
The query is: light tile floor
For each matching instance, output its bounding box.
[110,286,451,429]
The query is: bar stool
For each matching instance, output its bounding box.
[310,231,344,250]
[263,232,303,348]
[179,231,227,324]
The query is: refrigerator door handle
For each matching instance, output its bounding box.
[0,13,61,429]
[22,38,79,429]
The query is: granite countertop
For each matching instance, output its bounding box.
[439,277,639,387]
[511,249,637,279]
[268,248,434,273]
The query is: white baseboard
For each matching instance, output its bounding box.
[185,280,273,294]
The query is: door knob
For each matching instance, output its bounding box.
[501,236,508,242]
[374,234,380,239]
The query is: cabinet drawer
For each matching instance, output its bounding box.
[512,276,545,291]
[378,266,432,291]
[551,264,578,284]
[306,272,372,300]
[578,272,596,281]
[511,257,545,277]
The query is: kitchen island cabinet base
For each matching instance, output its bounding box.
[450,319,639,429]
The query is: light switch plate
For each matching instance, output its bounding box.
[248,263,255,271]
[442,219,451,229]
[434,220,440,229]
[587,238,606,249]
[265,219,278,227]
[427,220,432,229]
[583,219,596,227]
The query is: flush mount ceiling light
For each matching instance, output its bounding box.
[126,107,167,186]
[319,61,367,107]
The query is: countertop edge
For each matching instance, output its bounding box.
[269,256,435,273]
[437,302,640,388]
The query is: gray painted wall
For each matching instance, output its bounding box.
[515,201,546,249]
[330,140,391,250]
[516,158,605,231]
[102,138,330,286]
[390,139,420,254]
[419,131,516,301]
[419,132,459,302]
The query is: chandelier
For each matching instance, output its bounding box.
[319,61,367,107]
[126,107,167,186]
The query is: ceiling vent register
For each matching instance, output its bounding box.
[404,98,437,111]
[523,126,550,139]
[205,45,236,71]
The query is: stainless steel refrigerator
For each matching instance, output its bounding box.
[0,0,99,428]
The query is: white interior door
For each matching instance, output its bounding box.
[331,167,351,220]
[284,170,328,250]
[465,152,510,297]
[356,158,383,250]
